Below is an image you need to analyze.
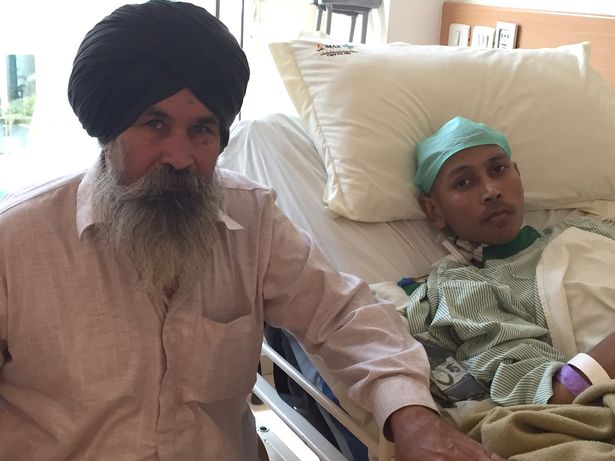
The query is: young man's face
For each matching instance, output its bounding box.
[419,144,525,245]
[106,87,222,185]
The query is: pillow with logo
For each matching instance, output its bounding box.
[269,39,615,222]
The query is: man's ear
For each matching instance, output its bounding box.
[419,195,447,230]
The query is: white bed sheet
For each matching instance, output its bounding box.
[219,113,581,285]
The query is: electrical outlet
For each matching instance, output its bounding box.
[495,21,518,49]
[448,23,470,47]
[470,26,495,48]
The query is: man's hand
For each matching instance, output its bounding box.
[389,405,505,461]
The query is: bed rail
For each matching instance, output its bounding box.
[255,341,387,458]
[252,373,347,460]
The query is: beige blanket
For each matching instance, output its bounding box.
[460,381,615,460]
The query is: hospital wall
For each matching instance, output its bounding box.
[385,0,615,45]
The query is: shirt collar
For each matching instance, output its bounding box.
[442,225,541,268]
[481,225,540,264]
[75,160,99,237]
[75,160,243,238]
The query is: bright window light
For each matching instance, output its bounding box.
[0,0,333,198]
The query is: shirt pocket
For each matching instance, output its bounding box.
[181,313,262,403]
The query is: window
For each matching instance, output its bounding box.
[0,1,135,197]
[0,0,352,199]
[1,55,36,157]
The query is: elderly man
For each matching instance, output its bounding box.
[0,2,501,460]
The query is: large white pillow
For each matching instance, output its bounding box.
[269,39,615,222]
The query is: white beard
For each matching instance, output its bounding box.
[92,152,221,294]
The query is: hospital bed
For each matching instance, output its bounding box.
[220,3,615,459]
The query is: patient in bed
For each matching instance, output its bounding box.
[404,116,615,407]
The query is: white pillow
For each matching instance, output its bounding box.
[269,39,615,222]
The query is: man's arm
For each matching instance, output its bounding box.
[260,204,503,460]
[413,262,570,406]
[388,406,504,461]
[463,339,564,406]
[550,330,615,404]
[407,273,566,406]
[260,204,436,411]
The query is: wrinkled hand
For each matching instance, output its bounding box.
[389,405,505,461]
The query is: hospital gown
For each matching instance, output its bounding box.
[404,216,615,406]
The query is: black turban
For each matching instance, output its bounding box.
[68,0,249,147]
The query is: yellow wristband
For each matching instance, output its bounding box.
[567,353,610,386]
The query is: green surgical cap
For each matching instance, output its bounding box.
[414,116,511,194]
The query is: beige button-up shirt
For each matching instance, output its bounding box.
[0,166,435,460]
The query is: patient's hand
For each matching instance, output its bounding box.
[389,405,505,461]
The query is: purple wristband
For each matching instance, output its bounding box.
[554,364,591,397]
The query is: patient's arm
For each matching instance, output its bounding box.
[549,330,615,404]
[549,380,578,404]
[584,330,615,378]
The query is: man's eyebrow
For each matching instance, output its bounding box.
[139,108,170,120]
[443,164,472,178]
[444,153,509,178]
[485,153,509,164]
[195,115,219,126]
[136,108,219,126]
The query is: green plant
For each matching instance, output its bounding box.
[1,94,36,126]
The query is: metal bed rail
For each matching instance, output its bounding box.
[256,341,382,455]
[253,373,347,460]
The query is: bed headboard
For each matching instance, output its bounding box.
[440,1,615,89]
